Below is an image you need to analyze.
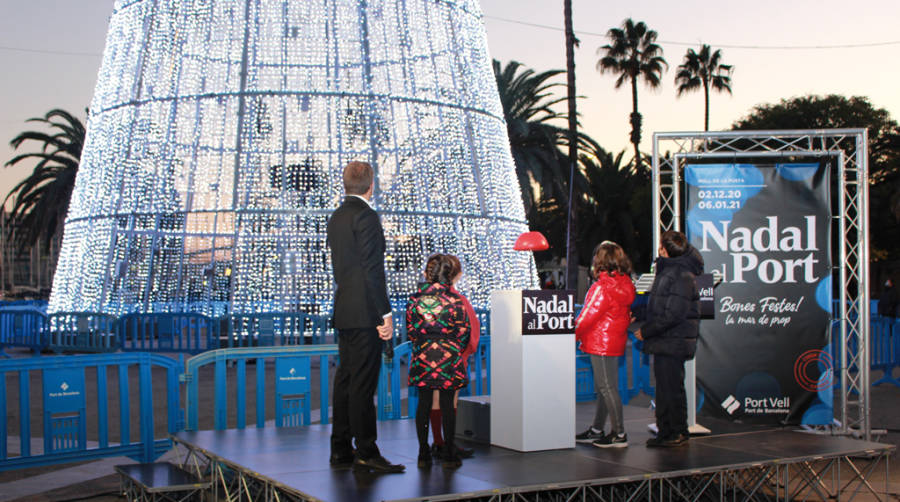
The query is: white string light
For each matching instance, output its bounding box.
[50,0,536,317]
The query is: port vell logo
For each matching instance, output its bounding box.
[721,393,791,415]
[279,367,307,381]
[737,395,791,415]
[521,290,576,335]
[49,381,82,399]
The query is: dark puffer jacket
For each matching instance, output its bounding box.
[641,245,704,358]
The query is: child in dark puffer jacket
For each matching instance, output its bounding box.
[635,230,703,448]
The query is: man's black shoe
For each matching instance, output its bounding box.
[647,433,689,448]
[353,455,405,473]
[328,449,356,469]
[660,433,689,446]
[329,453,355,467]
[645,436,665,447]
[456,445,474,458]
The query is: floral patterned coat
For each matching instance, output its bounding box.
[406,282,471,390]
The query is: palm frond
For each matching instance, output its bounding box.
[3,108,84,252]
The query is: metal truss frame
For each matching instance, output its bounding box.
[454,452,891,502]
[651,130,871,439]
[163,436,891,502]
[118,478,208,502]
[171,438,309,502]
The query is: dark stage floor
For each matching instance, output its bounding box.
[172,403,894,502]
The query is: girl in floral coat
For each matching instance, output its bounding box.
[407,254,471,469]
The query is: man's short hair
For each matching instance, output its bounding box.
[661,230,689,258]
[343,161,374,195]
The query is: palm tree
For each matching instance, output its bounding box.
[578,146,653,271]
[493,60,571,213]
[597,19,667,171]
[493,60,604,266]
[674,44,733,131]
[563,0,579,289]
[3,108,85,253]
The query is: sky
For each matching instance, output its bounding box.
[2,0,900,206]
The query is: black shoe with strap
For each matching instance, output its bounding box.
[433,442,474,459]
[440,443,464,469]
[417,445,432,468]
[441,453,462,470]
[353,455,406,473]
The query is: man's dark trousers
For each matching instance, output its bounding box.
[653,353,688,439]
[331,327,382,460]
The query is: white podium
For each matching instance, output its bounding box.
[490,290,575,451]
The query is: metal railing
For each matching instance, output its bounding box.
[223,312,330,348]
[118,313,219,354]
[0,352,181,471]
[48,312,119,353]
[0,307,48,355]
[183,345,337,431]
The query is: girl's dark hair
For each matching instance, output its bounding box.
[445,254,462,282]
[424,254,443,283]
[425,253,461,284]
[591,241,633,278]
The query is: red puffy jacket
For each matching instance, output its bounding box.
[575,272,636,356]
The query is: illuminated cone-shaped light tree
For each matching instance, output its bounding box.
[50,0,536,316]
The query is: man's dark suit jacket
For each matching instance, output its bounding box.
[327,196,392,329]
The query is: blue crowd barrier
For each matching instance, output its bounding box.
[183,345,337,431]
[0,307,48,355]
[575,332,654,405]
[11,306,899,475]
[378,341,413,420]
[575,353,595,401]
[47,312,119,353]
[224,312,330,348]
[460,334,491,397]
[3,302,487,357]
[118,313,219,354]
[871,314,900,388]
[0,352,181,471]
[0,300,48,310]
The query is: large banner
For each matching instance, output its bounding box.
[685,162,833,424]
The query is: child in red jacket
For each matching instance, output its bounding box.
[574,241,636,448]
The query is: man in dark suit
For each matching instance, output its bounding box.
[326,161,404,473]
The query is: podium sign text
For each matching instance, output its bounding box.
[521,289,576,334]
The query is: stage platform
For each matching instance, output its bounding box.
[170,404,893,501]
